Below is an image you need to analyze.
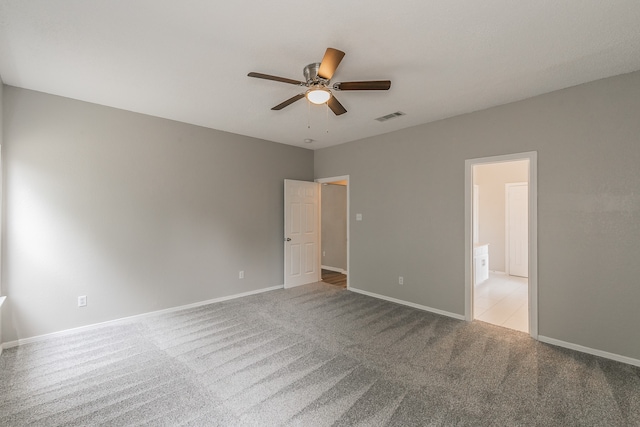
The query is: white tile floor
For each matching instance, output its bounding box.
[474,272,529,333]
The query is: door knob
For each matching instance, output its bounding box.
[285,237,291,241]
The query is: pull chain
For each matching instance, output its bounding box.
[326,102,329,133]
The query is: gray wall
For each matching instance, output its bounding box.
[474,160,528,272]
[1,87,313,342]
[3,71,640,362]
[321,184,347,271]
[315,71,640,361]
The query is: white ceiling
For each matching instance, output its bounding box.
[1,1,639,150]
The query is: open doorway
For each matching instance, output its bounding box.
[465,152,538,338]
[316,176,349,289]
[473,162,528,332]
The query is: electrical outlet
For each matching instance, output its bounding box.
[239,270,244,279]
[323,251,326,257]
[78,295,87,307]
[398,276,404,285]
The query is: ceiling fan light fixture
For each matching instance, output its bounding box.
[248,47,391,115]
[306,88,331,105]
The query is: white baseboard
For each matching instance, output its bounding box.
[5,285,638,369]
[347,289,640,367]
[1,284,284,350]
[348,287,465,321]
[538,335,640,367]
[321,265,347,275]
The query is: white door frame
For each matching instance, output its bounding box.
[505,182,529,277]
[464,152,538,338]
[315,175,350,289]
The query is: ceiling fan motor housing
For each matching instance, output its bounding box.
[303,63,329,85]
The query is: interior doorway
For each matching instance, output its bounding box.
[465,152,538,338]
[316,175,349,289]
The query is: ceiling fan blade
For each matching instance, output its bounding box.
[248,72,304,86]
[327,95,347,116]
[317,48,345,80]
[272,94,305,110]
[333,80,391,91]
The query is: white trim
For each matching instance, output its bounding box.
[538,335,640,368]
[1,285,283,350]
[5,287,637,368]
[316,175,350,289]
[321,265,347,274]
[349,287,465,320]
[465,151,538,339]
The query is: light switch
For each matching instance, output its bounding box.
[356,213,362,221]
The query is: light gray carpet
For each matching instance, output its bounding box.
[1,282,639,426]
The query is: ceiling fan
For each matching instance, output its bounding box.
[248,47,391,116]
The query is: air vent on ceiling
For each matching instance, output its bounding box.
[375,111,405,122]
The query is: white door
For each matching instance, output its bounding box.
[506,183,528,278]
[473,184,480,244]
[284,179,320,288]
